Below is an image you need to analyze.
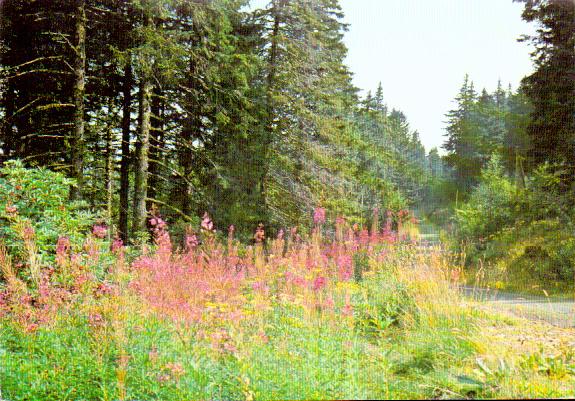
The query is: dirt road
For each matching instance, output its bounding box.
[461,286,575,328]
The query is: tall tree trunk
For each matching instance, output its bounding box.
[132,70,153,235]
[105,102,114,241]
[147,87,163,209]
[180,126,194,218]
[119,61,132,242]
[515,150,526,190]
[259,1,283,216]
[1,83,15,163]
[180,25,199,218]
[70,0,86,200]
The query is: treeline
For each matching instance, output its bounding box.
[443,76,531,193]
[0,0,438,242]
[443,0,574,196]
[442,0,575,288]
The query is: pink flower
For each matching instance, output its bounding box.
[342,293,354,316]
[293,276,306,287]
[95,282,114,297]
[252,281,269,294]
[56,236,70,266]
[20,294,33,305]
[342,303,354,317]
[92,224,107,239]
[185,234,199,250]
[148,347,159,363]
[313,207,326,225]
[88,313,105,328]
[324,296,335,310]
[223,342,238,354]
[25,323,39,333]
[111,236,124,253]
[312,276,327,291]
[201,212,214,231]
[359,229,370,245]
[157,373,170,383]
[258,331,269,344]
[337,254,353,281]
[22,224,35,241]
[165,362,185,378]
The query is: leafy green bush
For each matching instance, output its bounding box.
[455,156,575,289]
[518,163,572,223]
[491,220,575,284]
[455,154,516,241]
[0,160,94,259]
[354,269,417,337]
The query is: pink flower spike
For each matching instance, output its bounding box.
[92,224,107,239]
[201,212,214,231]
[111,236,124,253]
[313,207,326,225]
[312,276,327,291]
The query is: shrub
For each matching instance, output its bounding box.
[0,160,94,260]
[455,154,516,241]
[519,163,572,223]
[492,220,575,285]
[456,156,575,288]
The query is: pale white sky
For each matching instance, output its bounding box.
[250,0,537,152]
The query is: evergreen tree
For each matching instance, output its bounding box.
[516,0,575,177]
[443,74,480,192]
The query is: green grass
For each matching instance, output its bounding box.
[1,252,574,400]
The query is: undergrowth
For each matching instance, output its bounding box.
[0,211,573,400]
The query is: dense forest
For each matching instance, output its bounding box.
[0,1,574,399]
[0,0,436,244]
[440,0,575,290]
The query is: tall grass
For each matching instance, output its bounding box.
[0,211,572,399]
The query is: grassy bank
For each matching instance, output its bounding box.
[1,219,574,400]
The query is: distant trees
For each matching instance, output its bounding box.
[444,0,574,198]
[442,75,531,194]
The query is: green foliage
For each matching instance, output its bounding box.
[0,160,94,258]
[354,270,416,337]
[481,220,575,286]
[455,155,516,240]
[518,0,575,172]
[353,251,368,282]
[517,163,572,222]
[456,157,575,288]
[443,76,532,193]
[522,350,575,379]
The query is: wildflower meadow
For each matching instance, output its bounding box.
[1,206,573,400]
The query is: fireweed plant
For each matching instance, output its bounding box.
[1,209,573,400]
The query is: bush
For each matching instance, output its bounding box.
[455,154,516,241]
[492,220,575,284]
[454,156,575,289]
[0,160,94,260]
[518,163,572,223]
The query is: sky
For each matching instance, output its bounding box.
[339,0,536,152]
[249,0,537,152]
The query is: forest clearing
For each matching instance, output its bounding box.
[1,0,574,399]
